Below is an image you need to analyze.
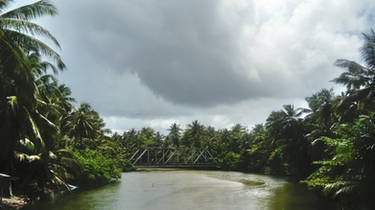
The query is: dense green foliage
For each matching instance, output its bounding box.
[73,149,121,185]
[0,0,125,198]
[2,1,375,209]
[118,31,375,209]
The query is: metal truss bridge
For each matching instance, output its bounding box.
[130,147,218,169]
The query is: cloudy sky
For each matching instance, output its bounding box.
[15,0,375,133]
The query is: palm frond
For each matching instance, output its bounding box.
[36,73,57,83]
[1,0,57,20]
[0,17,60,47]
[36,109,58,131]
[335,59,368,74]
[333,59,369,89]
[40,61,59,74]
[24,107,46,151]
[0,30,31,70]
[323,180,355,197]
[49,169,70,190]
[4,29,65,69]
[361,30,375,69]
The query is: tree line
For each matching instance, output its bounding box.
[116,31,375,209]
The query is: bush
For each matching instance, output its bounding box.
[73,149,121,185]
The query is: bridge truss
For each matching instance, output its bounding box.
[130,147,218,168]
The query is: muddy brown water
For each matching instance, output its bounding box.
[24,168,336,210]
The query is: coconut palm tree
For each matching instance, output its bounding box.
[0,0,64,180]
[181,120,205,148]
[333,30,375,119]
[63,103,109,149]
[168,123,181,147]
[266,104,305,136]
[266,105,311,177]
[304,89,338,137]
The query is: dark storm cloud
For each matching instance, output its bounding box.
[43,0,374,108]
[31,0,375,132]
[57,0,266,106]
[47,0,314,107]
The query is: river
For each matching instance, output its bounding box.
[25,168,336,210]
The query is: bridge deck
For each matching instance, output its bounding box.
[130,147,218,169]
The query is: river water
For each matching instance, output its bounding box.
[25,169,335,210]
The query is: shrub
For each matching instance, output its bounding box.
[73,149,121,185]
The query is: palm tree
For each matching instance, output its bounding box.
[0,0,64,181]
[266,104,305,135]
[63,103,108,149]
[266,105,311,177]
[333,30,375,119]
[168,123,181,147]
[57,84,75,113]
[305,89,340,134]
[181,120,205,148]
[10,53,75,193]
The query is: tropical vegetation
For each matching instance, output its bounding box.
[2,0,375,209]
[0,0,125,202]
[117,31,375,209]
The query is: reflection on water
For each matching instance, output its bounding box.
[24,169,336,210]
